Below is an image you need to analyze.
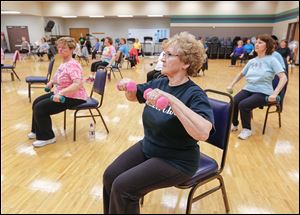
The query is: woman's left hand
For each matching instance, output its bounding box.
[52,94,61,102]
[268,94,277,102]
[146,88,171,106]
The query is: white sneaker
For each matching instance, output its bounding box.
[28,132,36,139]
[32,137,56,148]
[238,129,252,140]
[231,125,238,132]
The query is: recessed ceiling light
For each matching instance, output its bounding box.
[1,11,21,14]
[62,16,77,18]
[147,15,163,17]
[117,15,133,18]
[89,15,105,18]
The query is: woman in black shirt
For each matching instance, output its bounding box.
[102,32,214,214]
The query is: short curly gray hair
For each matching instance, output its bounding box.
[56,37,76,50]
[167,32,206,76]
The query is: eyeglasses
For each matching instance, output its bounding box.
[163,52,179,59]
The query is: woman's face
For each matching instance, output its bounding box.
[255,39,267,55]
[57,43,72,58]
[280,41,287,48]
[104,39,110,46]
[161,45,186,76]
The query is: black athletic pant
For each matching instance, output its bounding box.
[232,90,268,129]
[103,141,191,214]
[91,61,109,72]
[31,93,85,140]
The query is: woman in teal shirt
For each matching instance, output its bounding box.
[227,34,287,140]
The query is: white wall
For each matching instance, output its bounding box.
[1,15,45,49]
[62,17,170,39]
[272,18,299,40]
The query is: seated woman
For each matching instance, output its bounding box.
[28,37,88,147]
[227,34,287,140]
[103,32,215,214]
[243,38,255,61]
[36,37,50,61]
[146,39,168,82]
[19,36,30,54]
[229,40,245,66]
[86,37,116,82]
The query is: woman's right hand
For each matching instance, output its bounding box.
[46,81,54,89]
[116,78,133,91]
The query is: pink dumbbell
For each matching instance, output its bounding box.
[116,81,137,92]
[143,88,170,110]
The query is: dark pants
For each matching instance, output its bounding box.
[37,52,46,57]
[91,61,109,72]
[92,50,97,60]
[103,141,191,214]
[146,69,161,82]
[231,55,242,65]
[20,49,29,54]
[31,93,85,140]
[232,90,267,129]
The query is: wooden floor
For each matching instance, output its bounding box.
[1,55,299,214]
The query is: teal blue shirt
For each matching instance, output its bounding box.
[242,55,284,95]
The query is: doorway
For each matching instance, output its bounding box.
[69,28,89,43]
[6,26,30,53]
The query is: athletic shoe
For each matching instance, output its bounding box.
[231,125,238,132]
[28,132,36,139]
[238,129,252,140]
[32,137,56,148]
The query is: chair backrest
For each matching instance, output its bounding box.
[92,69,107,105]
[47,58,55,81]
[204,89,234,171]
[272,73,288,111]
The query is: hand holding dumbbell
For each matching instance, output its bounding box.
[50,94,65,103]
[116,79,137,92]
[143,88,170,110]
[44,82,54,92]
[265,95,280,103]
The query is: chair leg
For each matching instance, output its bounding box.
[185,186,198,214]
[28,84,31,103]
[278,111,281,128]
[111,68,116,79]
[217,175,230,213]
[73,110,79,141]
[10,70,15,81]
[12,69,21,81]
[88,109,97,124]
[95,108,109,133]
[262,106,271,134]
[64,110,67,130]
[118,68,123,78]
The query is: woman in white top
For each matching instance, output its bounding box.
[146,39,168,82]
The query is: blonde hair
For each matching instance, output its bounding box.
[167,32,206,76]
[56,37,76,50]
[161,39,169,50]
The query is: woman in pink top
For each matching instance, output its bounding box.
[28,37,88,148]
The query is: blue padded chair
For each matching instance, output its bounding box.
[1,50,21,81]
[141,89,234,214]
[63,69,109,141]
[25,58,55,102]
[261,73,288,134]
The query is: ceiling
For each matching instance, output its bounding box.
[1,1,298,18]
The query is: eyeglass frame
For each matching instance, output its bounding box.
[162,51,179,59]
